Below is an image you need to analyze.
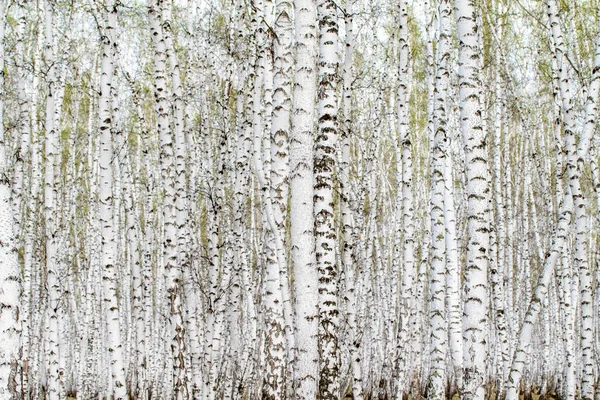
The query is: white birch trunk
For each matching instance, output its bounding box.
[487,4,510,393]
[547,2,596,397]
[162,1,188,395]
[315,0,340,398]
[251,4,287,395]
[454,1,490,399]
[396,2,416,396]
[428,1,451,396]
[271,0,295,379]
[505,194,574,400]
[340,7,364,399]
[443,152,463,390]
[558,246,577,400]
[126,139,145,399]
[0,1,21,395]
[290,0,318,396]
[43,3,64,398]
[98,2,127,397]
[148,1,185,395]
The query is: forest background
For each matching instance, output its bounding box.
[1,0,600,399]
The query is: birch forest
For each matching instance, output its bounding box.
[1,0,600,399]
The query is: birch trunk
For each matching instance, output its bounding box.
[491,61,509,397]
[558,247,576,400]
[547,1,596,397]
[43,3,64,398]
[396,2,416,395]
[162,1,188,395]
[0,0,21,395]
[14,4,35,395]
[126,136,145,399]
[428,1,451,397]
[148,1,186,395]
[98,2,127,397]
[444,152,463,389]
[251,3,287,395]
[340,7,364,399]
[454,1,490,399]
[271,0,295,375]
[315,0,340,397]
[290,0,319,396]
[505,194,574,400]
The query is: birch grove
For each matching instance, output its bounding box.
[0,0,600,399]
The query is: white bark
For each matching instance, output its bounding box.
[251,3,287,395]
[232,84,257,397]
[558,246,576,400]
[340,7,363,399]
[428,62,448,400]
[443,152,463,389]
[396,2,416,395]
[454,1,490,399]
[0,1,21,396]
[126,135,145,399]
[98,2,127,397]
[15,3,36,394]
[547,1,596,397]
[271,0,295,378]
[162,1,188,395]
[491,63,509,397]
[505,194,574,400]
[428,1,451,397]
[290,0,318,396]
[148,1,187,396]
[315,0,340,398]
[485,4,510,393]
[43,3,64,398]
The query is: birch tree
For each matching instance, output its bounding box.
[454,1,490,399]
[0,1,21,396]
[97,1,127,397]
[428,1,451,397]
[162,1,189,395]
[315,0,340,398]
[148,1,188,395]
[271,0,295,371]
[546,3,597,399]
[339,4,364,399]
[396,2,416,395]
[43,2,64,398]
[290,0,319,396]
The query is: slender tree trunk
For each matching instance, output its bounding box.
[0,1,21,396]
[148,1,187,396]
[428,1,451,397]
[438,3,462,383]
[98,2,127,397]
[340,7,364,399]
[271,0,295,382]
[491,41,509,399]
[162,1,188,396]
[504,194,574,400]
[315,0,340,398]
[557,245,577,400]
[454,1,490,399]
[396,2,416,396]
[126,133,145,399]
[251,3,287,395]
[43,3,65,398]
[546,2,596,398]
[14,2,36,397]
[290,0,318,396]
